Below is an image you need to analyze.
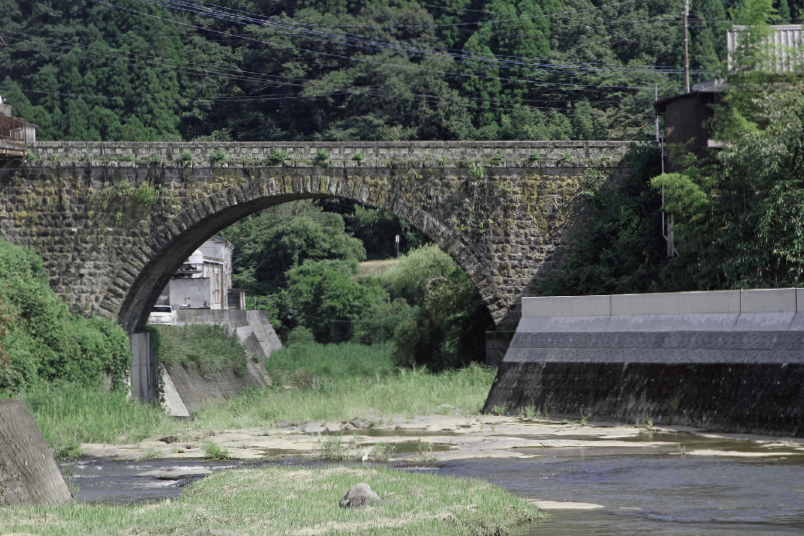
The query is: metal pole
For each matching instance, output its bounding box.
[684,0,690,93]
[654,83,660,143]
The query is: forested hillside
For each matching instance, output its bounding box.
[4,0,799,142]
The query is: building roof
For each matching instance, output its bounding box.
[653,79,725,114]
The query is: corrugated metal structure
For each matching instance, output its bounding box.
[728,24,803,73]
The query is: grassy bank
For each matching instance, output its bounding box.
[22,342,496,455]
[0,465,543,535]
[152,324,249,377]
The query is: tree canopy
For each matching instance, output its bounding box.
[5,0,793,142]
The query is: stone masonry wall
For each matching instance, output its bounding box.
[1,141,632,333]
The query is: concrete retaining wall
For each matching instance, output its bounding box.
[157,309,282,414]
[484,289,804,435]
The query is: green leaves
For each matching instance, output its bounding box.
[650,172,710,221]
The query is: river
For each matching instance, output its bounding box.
[63,426,804,535]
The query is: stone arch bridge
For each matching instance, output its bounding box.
[0,140,631,397]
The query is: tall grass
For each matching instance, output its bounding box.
[20,342,496,454]
[153,324,248,376]
[196,343,494,427]
[19,382,172,456]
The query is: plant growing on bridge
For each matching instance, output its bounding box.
[468,163,483,180]
[577,169,608,202]
[528,150,542,162]
[179,149,193,167]
[352,152,365,165]
[134,183,161,205]
[209,148,227,167]
[268,148,288,166]
[314,148,330,165]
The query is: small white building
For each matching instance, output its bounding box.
[158,235,244,309]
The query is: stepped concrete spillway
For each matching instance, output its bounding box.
[484,288,804,435]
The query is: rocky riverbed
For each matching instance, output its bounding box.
[81,415,804,466]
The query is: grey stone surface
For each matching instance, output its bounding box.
[610,290,741,316]
[523,294,611,317]
[0,141,631,337]
[0,401,73,505]
[505,347,804,364]
[489,289,804,434]
[339,483,382,508]
[740,288,796,313]
[483,361,804,435]
[165,357,269,414]
[136,468,212,480]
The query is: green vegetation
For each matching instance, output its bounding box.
[21,342,494,455]
[6,0,798,142]
[152,324,249,377]
[0,465,545,536]
[540,2,804,297]
[221,201,491,370]
[0,237,131,394]
[19,382,168,457]
[197,344,494,427]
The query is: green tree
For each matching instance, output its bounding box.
[221,202,366,295]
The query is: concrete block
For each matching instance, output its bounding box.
[605,314,739,332]
[610,290,740,316]
[798,288,804,312]
[130,331,158,403]
[160,366,190,417]
[733,313,795,331]
[517,315,611,333]
[522,295,610,317]
[740,288,796,313]
[788,313,804,331]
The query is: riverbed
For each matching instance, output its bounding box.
[67,417,804,535]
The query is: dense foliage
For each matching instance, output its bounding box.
[0,238,131,393]
[220,200,491,370]
[5,0,799,142]
[152,324,249,377]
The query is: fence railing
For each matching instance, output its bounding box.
[0,115,26,144]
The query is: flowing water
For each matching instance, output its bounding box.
[62,431,804,534]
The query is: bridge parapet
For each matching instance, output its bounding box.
[26,140,631,169]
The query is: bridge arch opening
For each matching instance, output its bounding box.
[119,186,495,369]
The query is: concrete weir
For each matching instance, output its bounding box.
[483,288,804,435]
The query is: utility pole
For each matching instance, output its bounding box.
[683,0,690,93]
[654,83,660,143]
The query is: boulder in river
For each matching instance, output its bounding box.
[339,483,382,507]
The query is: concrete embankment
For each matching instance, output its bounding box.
[0,401,72,505]
[484,288,804,435]
[161,310,282,415]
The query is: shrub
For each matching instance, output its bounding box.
[153,324,248,377]
[135,183,160,205]
[268,148,288,166]
[179,149,193,166]
[0,238,131,393]
[286,326,314,346]
[209,148,227,166]
[314,148,330,164]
